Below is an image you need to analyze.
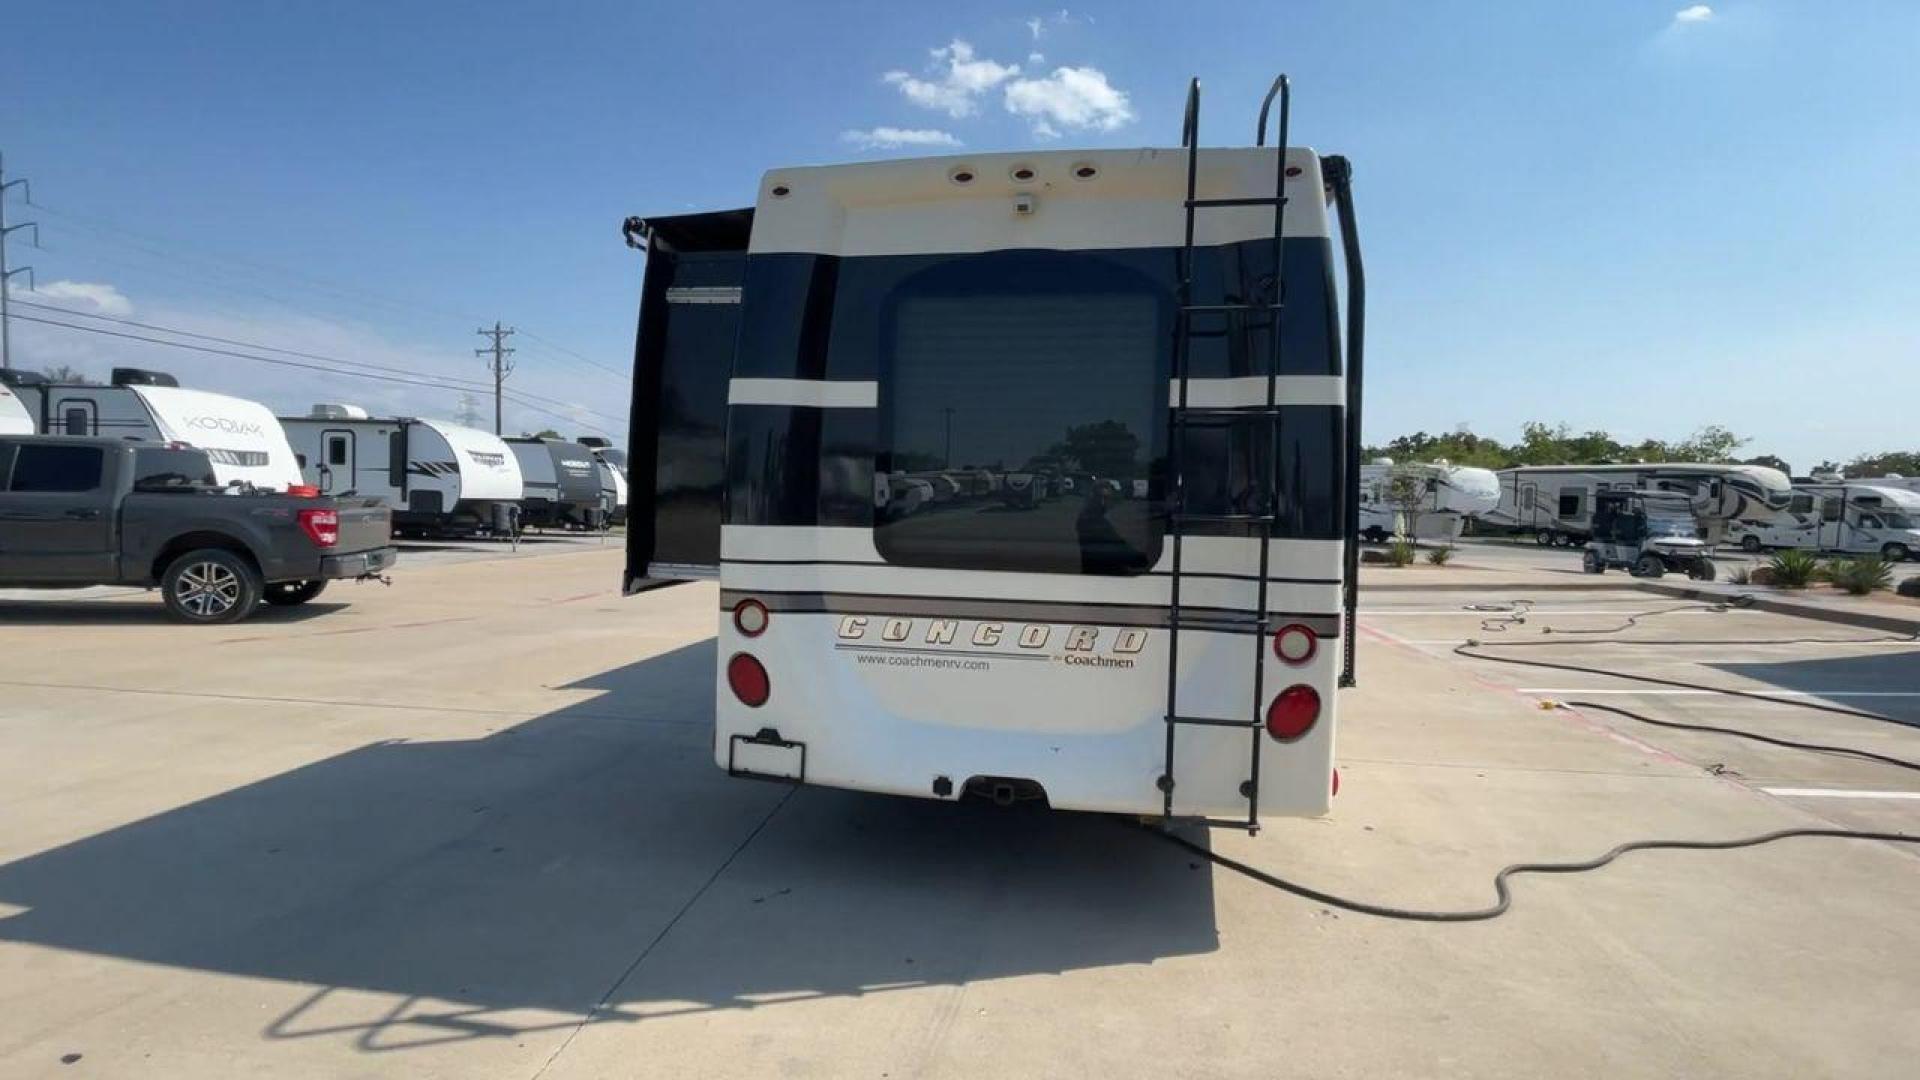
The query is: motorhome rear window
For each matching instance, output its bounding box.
[874,257,1167,576]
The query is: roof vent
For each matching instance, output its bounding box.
[0,369,49,388]
[577,435,611,448]
[310,403,371,419]
[111,367,179,388]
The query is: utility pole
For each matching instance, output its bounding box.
[1,151,42,371]
[474,321,515,434]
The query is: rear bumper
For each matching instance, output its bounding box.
[317,546,398,579]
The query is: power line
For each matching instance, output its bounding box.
[30,198,629,384]
[13,313,614,435]
[8,297,623,422]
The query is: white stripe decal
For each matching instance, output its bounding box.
[729,379,878,409]
[1170,376,1344,409]
[1760,788,1920,801]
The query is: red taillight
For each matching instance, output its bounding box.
[727,653,770,708]
[1265,684,1321,741]
[1273,623,1317,665]
[297,508,339,548]
[733,598,769,637]
[287,484,320,498]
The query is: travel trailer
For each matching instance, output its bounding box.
[0,367,303,490]
[620,75,1365,830]
[1356,459,1499,544]
[577,435,629,525]
[279,406,525,537]
[1726,483,1920,561]
[1479,463,1792,546]
[506,436,608,530]
[0,378,32,435]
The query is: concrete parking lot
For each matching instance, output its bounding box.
[1,545,1917,1077]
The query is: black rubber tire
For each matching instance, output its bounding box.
[1582,550,1604,574]
[263,580,328,606]
[1535,530,1554,547]
[1633,554,1667,579]
[1362,527,1388,544]
[1691,560,1717,582]
[1883,543,1911,563]
[161,548,263,624]
[1741,535,1762,553]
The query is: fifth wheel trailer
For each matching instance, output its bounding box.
[1479,463,1792,546]
[1356,460,1498,544]
[279,406,525,537]
[0,367,303,490]
[621,74,1365,830]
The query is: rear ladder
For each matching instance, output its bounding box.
[1158,75,1294,834]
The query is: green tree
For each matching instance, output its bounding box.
[41,364,99,385]
[1742,454,1792,476]
[1052,420,1140,479]
[1847,451,1920,477]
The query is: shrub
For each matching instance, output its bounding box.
[1898,577,1920,599]
[1425,546,1455,566]
[1767,549,1820,589]
[1826,557,1893,596]
[1727,564,1752,586]
[1386,540,1416,567]
[1360,549,1390,565]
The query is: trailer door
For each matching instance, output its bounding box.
[621,209,751,591]
[318,429,354,494]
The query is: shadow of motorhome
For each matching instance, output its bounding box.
[0,598,348,626]
[1710,649,1920,728]
[0,640,1218,1054]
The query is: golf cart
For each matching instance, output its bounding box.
[1583,490,1717,580]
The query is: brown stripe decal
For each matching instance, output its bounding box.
[719,589,1342,639]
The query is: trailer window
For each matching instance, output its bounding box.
[874,254,1167,575]
[1788,493,1813,515]
[9,444,104,493]
[1557,488,1583,519]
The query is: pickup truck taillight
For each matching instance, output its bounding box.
[297,508,339,548]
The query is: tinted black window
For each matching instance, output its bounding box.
[62,407,92,436]
[10,444,104,493]
[727,406,875,528]
[327,436,349,466]
[873,252,1168,575]
[132,447,217,489]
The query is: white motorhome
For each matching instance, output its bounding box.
[0,367,303,490]
[1480,463,1792,546]
[1727,483,1920,561]
[279,405,525,537]
[620,76,1364,830]
[1356,459,1499,543]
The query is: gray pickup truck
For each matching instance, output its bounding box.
[0,435,397,623]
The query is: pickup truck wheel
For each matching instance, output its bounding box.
[162,549,262,624]
[264,580,328,606]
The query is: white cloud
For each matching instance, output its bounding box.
[1673,4,1713,23]
[1004,65,1134,135]
[840,127,963,150]
[1028,51,1046,64]
[19,279,134,317]
[883,39,1019,118]
[1025,16,1044,40]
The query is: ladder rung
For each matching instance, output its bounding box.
[1166,714,1260,729]
[1169,613,1271,630]
[1187,196,1289,208]
[1172,406,1283,423]
[1172,511,1274,524]
[1181,302,1283,314]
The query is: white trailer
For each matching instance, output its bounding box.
[1356,459,1499,544]
[279,406,524,537]
[1727,483,1920,561]
[0,378,32,435]
[505,436,608,530]
[1480,463,1791,546]
[0,367,302,490]
[577,436,629,525]
[620,75,1365,830]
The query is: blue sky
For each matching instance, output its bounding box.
[1,1,1914,467]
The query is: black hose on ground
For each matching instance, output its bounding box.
[1143,824,1918,923]
[1139,599,1920,921]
